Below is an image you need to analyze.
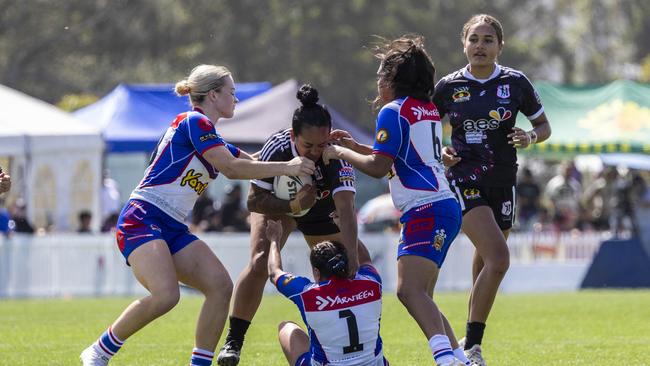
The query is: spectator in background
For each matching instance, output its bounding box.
[544,162,582,231]
[219,183,249,232]
[78,210,93,233]
[516,168,541,230]
[0,168,11,194]
[101,213,119,233]
[582,167,618,230]
[10,198,34,234]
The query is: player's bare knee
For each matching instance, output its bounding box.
[486,253,510,276]
[150,287,180,315]
[396,284,417,305]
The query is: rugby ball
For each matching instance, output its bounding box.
[273,175,313,217]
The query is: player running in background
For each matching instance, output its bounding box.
[266,219,389,366]
[324,36,469,366]
[80,64,315,366]
[217,84,370,366]
[433,14,551,365]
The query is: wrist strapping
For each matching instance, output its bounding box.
[527,130,538,144]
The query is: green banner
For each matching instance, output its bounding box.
[518,80,650,155]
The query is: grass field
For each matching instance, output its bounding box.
[1,291,649,365]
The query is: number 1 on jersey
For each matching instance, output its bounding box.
[339,309,363,354]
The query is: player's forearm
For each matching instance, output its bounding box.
[267,241,284,283]
[531,121,551,143]
[247,188,292,215]
[348,141,374,155]
[336,148,389,179]
[337,211,360,269]
[224,159,291,179]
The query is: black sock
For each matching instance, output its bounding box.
[465,321,486,350]
[225,316,251,344]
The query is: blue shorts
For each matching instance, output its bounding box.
[116,199,198,265]
[295,352,310,366]
[397,198,462,267]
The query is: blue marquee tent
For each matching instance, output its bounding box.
[74,82,272,152]
[74,80,373,153]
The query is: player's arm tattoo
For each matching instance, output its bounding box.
[247,184,291,215]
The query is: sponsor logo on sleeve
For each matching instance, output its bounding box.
[282,275,295,286]
[338,166,355,182]
[376,129,389,143]
[199,133,218,142]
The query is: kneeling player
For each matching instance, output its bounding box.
[266,220,389,366]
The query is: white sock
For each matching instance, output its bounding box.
[429,334,455,365]
[454,347,471,365]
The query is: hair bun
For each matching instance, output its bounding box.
[174,80,191,96]
[296,84,319,107]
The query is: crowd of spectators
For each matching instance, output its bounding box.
[514,160,650,235]
[2,162,649,236]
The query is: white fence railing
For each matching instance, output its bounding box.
[0,231,606,298]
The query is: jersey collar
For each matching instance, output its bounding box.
[462,64,502,84]
[192,106,206,115]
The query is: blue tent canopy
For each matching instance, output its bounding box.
[74,82,272,152]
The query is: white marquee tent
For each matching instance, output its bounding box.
[0,84,104,231]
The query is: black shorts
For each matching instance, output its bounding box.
[450,181,516,230]
[295,216,340,236]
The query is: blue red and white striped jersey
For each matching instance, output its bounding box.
[275,265,385,366]
[372,97,456,213]
[130,108,240,223]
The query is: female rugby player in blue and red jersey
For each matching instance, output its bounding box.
[266,219,389,366]
[433,14,551,365]
[324,36,470,366]
[80,65,315,366]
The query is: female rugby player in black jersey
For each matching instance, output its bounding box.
[433,14,551,366]
[217,84,370,366]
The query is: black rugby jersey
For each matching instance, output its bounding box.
[433,65,543,187]
[252,129,356,223]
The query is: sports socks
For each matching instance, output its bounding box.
[190,348,214,366]
[429,334,455,365]
[453,347,471,365]
[96,326,124,359]
[465,321,486,350]
[225,316,251,344]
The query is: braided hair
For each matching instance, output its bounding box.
[292,84,332,135]
[310,240,350,279]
